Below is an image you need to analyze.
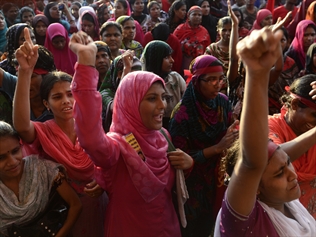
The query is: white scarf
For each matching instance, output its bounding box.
[259,200,316,236]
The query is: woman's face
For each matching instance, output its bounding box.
[258,149,300,206]
[30,73,43,99]
[0,14,6,31]
[35,20,47,37]
[188,10,202,27]
[71,4,80,19]
[103,7,111,22]
[0,136,23,182]
[44,81,74,121]
[198,71,224,100]
[200,1,210,16]
[133,0,144,13]
[139,82,166,130]
[303,26,316,52]
[52,36,66,50]
[280,32,288,52]
[82,19,95,38]
[101,26,123,52]
[5,7,19,21]
[18,28,36,47]
[95,50,111,75]
[219,23,232,42]
[174,5,187,21]
[149,4,161,19]
[232,10,241,25]
[122,19,136,41]
[114,2,127,19]
[21,11,34,25]
[49,5,61,20]
[289,100,316,135]
[260,14,273,27]
[161,55,174,73]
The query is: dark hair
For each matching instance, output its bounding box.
[20,6,35,18]
[2,3,18,14]
[82,12,95,24]
[35,45,56,71]
[44,2,60,24]
[40,71,72,101]
[305,43,316,74]
[100,21,122,36]
[217,16,232,31]
[97,4,108,26]
[95,41,111,57]
[0,121,19,141]
[147,1,160,12]
[168,0,186,22]
[115,0,129,10]
[232,7,244,28]
[280,74,316,109]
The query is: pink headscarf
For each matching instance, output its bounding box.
[78,10,100,41]
[288,20,316,69]
[251,9,272,31]
[109,71,172,202]
[44,23,77,75]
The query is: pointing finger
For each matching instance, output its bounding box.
[23,27,34,46]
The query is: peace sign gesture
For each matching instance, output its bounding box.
[15,27,39,71]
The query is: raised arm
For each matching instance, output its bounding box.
[226,28,283,216]
[70,32,120,168]
[13,28,38,143]
[226,1,239,85]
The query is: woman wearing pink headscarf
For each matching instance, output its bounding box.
[249,9,272,32]
[78,10,100,41]
[44,23,77,75]
[70,31,193,236]
[286,20,316,71]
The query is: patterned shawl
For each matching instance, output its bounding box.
[169,55,232,162]
[0,156,63,235]
[173,6,210,58]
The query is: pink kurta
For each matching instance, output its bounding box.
[72,63,181,236]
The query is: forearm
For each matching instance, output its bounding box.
[280,127,316,162]
[203,144,225,159]
[13,68,34,141]
[227,23,239,84]
[240,70,269,168]
[72,64,119,168]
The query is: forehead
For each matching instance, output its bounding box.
[203,71,224,77]
[52,35,65,42]
[123,19,135,26]
[50,81,71,93]
[0,136,19,152]
[189,10,202,15]
[263,148,288,174]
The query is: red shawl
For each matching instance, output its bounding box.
[173,21,210,58]
[23,120,95,185]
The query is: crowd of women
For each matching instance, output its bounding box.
[0,0,316,237]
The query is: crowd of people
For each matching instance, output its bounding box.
[0,0,316,237]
